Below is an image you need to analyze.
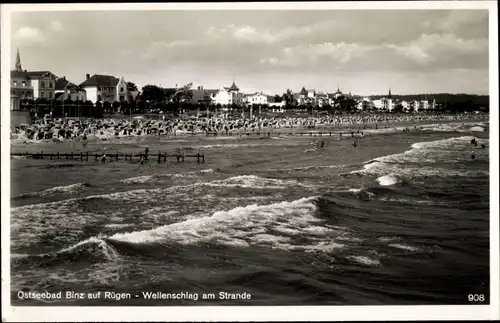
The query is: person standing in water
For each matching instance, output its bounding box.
[471,151,476,160]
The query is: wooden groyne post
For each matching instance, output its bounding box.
[11,151,206,164]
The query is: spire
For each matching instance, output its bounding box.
[229,78,239,91]
[15,47,23,72]
[388,88,392,98]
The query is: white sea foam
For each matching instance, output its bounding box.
[354,136,489,178]
[204,175,305,190]
[104,223,133,228]
[469,126,486,132]
[108,197,326,249]
[120,175,154,184]
[388,243,419,252]
[346,255,381,266]
[20,182,89,197]
[377,174,399,186]
[378,236,398,242]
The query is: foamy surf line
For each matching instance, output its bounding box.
[119,169,215,184]
[350,136,488,177]
[17,182,91,198]
[11,174,309,211]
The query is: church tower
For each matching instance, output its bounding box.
[15,47,23,72]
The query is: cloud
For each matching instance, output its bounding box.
[260,42,373,67]
[50,20,63,32]
[141,40,194,59]
[438,10,488,32]
[260,31,488,73]
[14,26,45,43]
[389,33,488,66]
[206,22,331,45]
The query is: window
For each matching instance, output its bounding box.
[41,82,45,88]
[22,81,26,87]
[120,87,124,92]
[21,91,25,96]
[48,92,52,98]
[49,82,53,88]
[13,81,17,87]
[41,92,45,98]
[11,90,15,95]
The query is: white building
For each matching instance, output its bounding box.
[372,99,384,110]
[211,81,241,105]
[79,74,133,103]
[244,92,269,105]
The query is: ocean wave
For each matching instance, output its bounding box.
[203,175,306,190]
[120,169,216,184]
[376,174,399,186]
[388,243,419,252]
[17,182,92,198]
[108,196,319,244]
[352,136,489,178]
[12,236,120,267]
[468,126,486,132]
[120,175,154,184]
[346,255,381,266]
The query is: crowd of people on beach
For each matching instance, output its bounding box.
[10,113,488,143]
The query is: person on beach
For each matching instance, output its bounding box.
[481,144,486,149]
[101,154,107,164]
[471,151,476,160]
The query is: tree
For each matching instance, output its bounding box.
[163,88,177,101]
[103,101,112,114]
[334,95,358,113]
[127,82,138,92]
[140,85,165,103]
[172,82,193,117]
[283,89,295,107]
[112,101,121,113]
[94,101,104,118]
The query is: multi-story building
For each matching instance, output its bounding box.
[211,81,242,105]
[297,87,315,105]
[190,85,217,104]
[79,74,133,103]
[10,68,33,110]
[55,76,87,102]
[10,48,57,107]
[243,92,269,105]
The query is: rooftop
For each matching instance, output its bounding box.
[79,74,119,87]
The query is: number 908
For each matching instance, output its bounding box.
[468,294,485,302]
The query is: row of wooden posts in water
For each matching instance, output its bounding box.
[11,151,205,164]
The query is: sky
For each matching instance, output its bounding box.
[9,8,490,96]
